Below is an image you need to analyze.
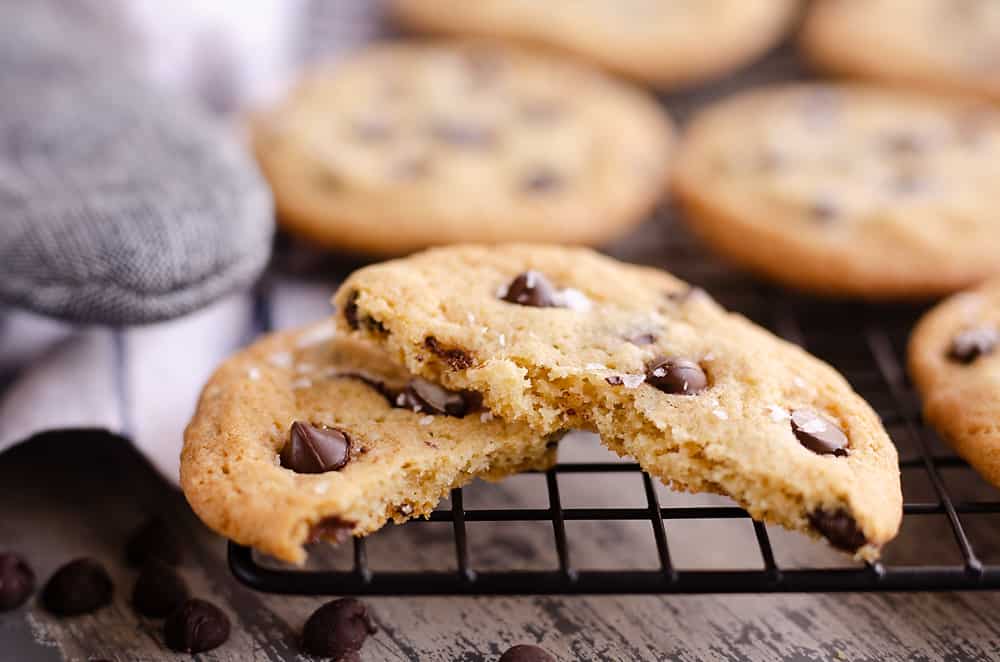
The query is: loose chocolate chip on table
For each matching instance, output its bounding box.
[500,644,557,662]
[306,517,355,545]
[424,336,475,369]
[501,271,557,308]
[281,422,351,474]
[790,409,848,456]
[42,558,113,616]
[0,552,34,611]
[398,377,470,417]
[646,358,707,395]
[302,598,377,659]
[521,169,564,193]
[808,509,867,553]
[126,515,182,567]
[132,560,189,618]
[430,120,495,147]
[948,326,999,363]
[164,599,231,654]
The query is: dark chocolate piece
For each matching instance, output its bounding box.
[808,509,867,553]
[132,560,189,618]
[42,558,113,616]
[790,409,849,456]
[306,517,355,546]
[500,644,557,662]
[646,358,707,395]
[126,516,182,567]
[424,337,474,369]
[0,553,34,611]
[164,599,231,653]
[948,326,999,363]
[281,422,351,474]
[301,598,377,659]
[501,271,557,308]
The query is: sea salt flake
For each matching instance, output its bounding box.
[399,504,414,515]
[291,378,312,390]
[556,288,592,312]
[712,408,729,420]
[585,362,606,370]
[419,415,434,426]
[703,352,716,362]
[467,312,476,324]
[621,374,646,389]
[480,411,494,422]
[295,362,316,374]
[793,376,807,389]
[268,351,293,368]
[767,405,789,422]
[498,334,506,347]
[295,321,336,348]
[313,483,330,495]
[247,367,261,381]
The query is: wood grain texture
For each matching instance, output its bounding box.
[3,432,1000,662]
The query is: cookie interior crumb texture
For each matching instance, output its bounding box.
[672,83,1000,299]
[391,0,799,89]
[250,40,673,255]
[181,321,555,564]
[909,278,1000,489]
[334,244,903,560]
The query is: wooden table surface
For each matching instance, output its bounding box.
[3,430,1000,662]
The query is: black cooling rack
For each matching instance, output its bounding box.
[227,220,1000,596]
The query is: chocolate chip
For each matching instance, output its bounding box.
[132,560,189,618]
[521,169,564,193]
[164,599,230,654]
[646,358,707,395]
[500,644,556,662]
[344,291,360,330]
[501,271,557,307]
[399,378,470,417]
[948,326,999,363]
[302,598,377,659]
[424,336,474,369]
[306,517,355,545]
[626,333,657,346]
[0,553,34,611]
[126,516,182,567]
[281,422,350,474]
[605,376,623,385]
[790,409,848,456]
[42,558,113,616]
[808,509,867,553]
[430,120,495,147]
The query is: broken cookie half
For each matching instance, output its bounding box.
[181,321,555,564]
[333,244,903,561]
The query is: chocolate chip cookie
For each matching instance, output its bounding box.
[391,1,797,89]
[181,321,555,564]
[803,0,1000,103]
[672,84,1000,299]
[251,41,673,255]
[909,278,1000,488]
[334,245,903,560]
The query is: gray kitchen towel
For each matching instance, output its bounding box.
[0,0,275,325]
[0,0,384,484]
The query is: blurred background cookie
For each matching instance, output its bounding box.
[672,84,1000,299]
[802,0,1000,103]
[391,0,800,89]
[251,41,673,255]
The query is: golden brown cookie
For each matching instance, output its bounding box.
[672,83,1000,299]
[333,245,903,560]
[391,0,798,89]
[909,278,1000,487]
[802,0,1000,103]
[181,321,555,564]
[251,41,673,255]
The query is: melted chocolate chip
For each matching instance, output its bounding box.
[605,376,623,386]
[424,336,474,369]
[164,599,231,654]
[42,558,113,616]
[281,422,350,474]
[790,409,848,456]
[808,509,867,553]
[646,358,707,395]
[132,560,189,618]
[0,553,34,611]
[307,517,355,545]
[626,333,658,346]
[430,120,495,147]
[344,291,360,330]
[399,378,471,417]
[302,598,377,659]
[521,169,564,193]
[501,271,557,307]
[500,644,557,662]
[948,326,999,363]
[126,516,182,567]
